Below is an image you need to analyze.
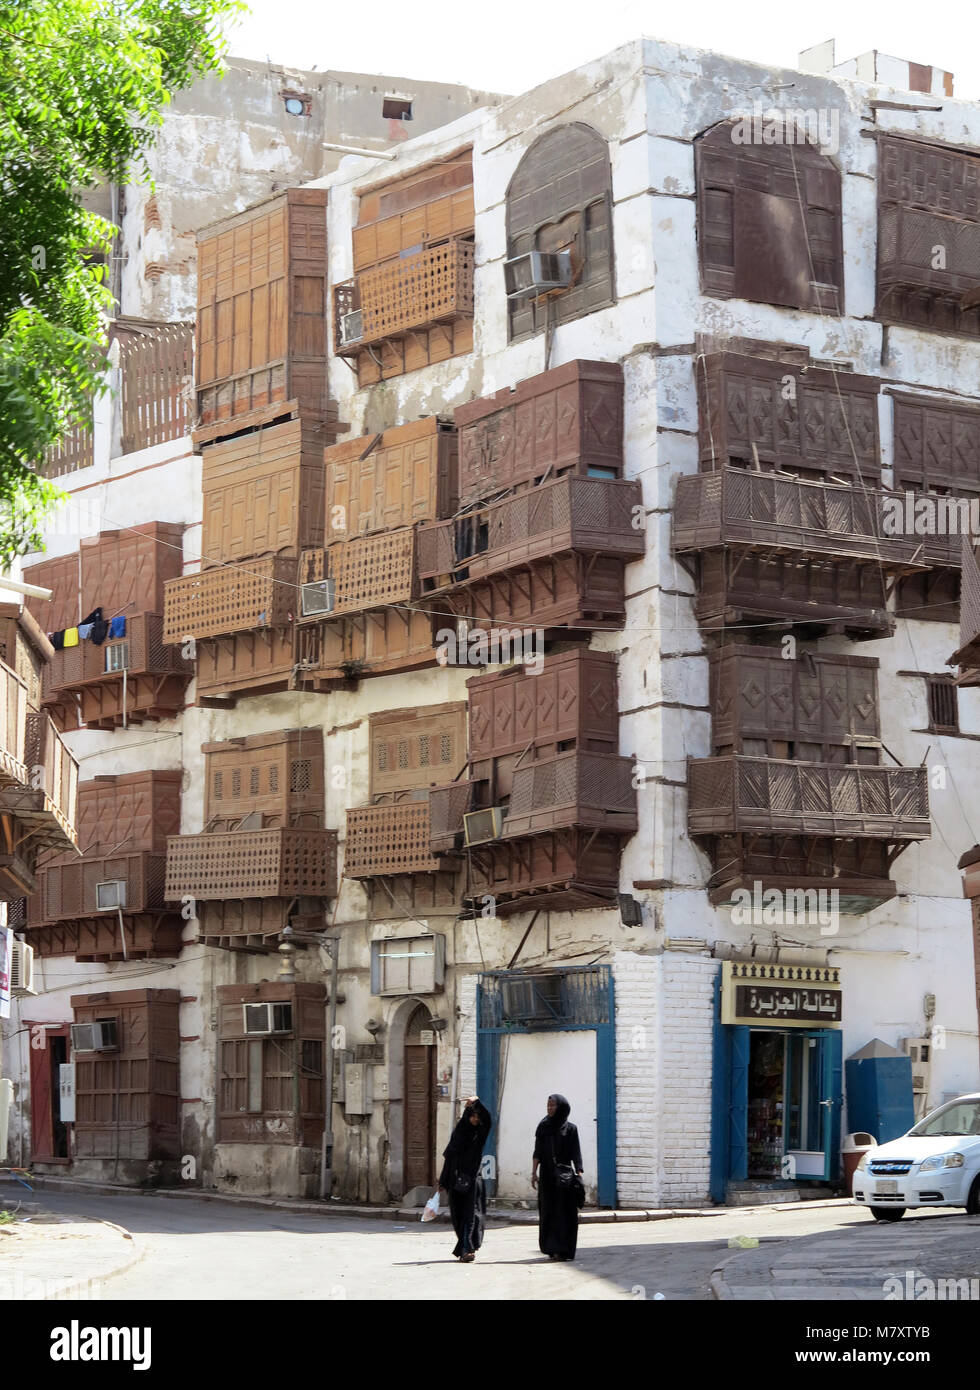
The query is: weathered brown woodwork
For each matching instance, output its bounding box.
[404,1003,437,1189]
[877,135,980,336]
[0,706,79,896]
[324,417,458,542]
[70,990,180,1164]
[118,322,194,454]
[506,123,615,341]
[367,704,467,800]
[696,122,843,311]
[954,536,980,686]
[336,154,475,386]
[294,605,439,689]
[217,982,325,1146]
[688,756,930,840]
[0,604,51,712]
[195,188,340,443]
[165,730,336,950]
[200,417,327,565]
[673,468,911,638]
[708,645,882,759]
[455,360,624,506]
[465,828,626,915]
[24,524,191,727]
[194,627,296,702]
[27,771,180,960]
[694,352,879,481]
[163,556,299,643]
[701,836,898,915]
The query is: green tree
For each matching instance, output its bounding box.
[0,0,241,565]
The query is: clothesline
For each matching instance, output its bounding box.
[48,601,133,651]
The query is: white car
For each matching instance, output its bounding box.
[852,1092,980,1221]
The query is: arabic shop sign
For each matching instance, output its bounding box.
[721,960,842,1029]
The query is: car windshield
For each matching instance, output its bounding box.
[909,1098,980,1138]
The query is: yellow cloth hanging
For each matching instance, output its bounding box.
[63,627,79,647]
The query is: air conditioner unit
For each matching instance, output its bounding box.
[463,806,504,846]
[242,1001,293,1036]
[96,880,127,911]
[70,1020,118,1052]
[339,310,363,346]
[11,938,36,996]
[501,974,563,1023]
[300,579,335,616]
[504,249,572,300]
[105,642,130,673]
[901,1036,933,1116]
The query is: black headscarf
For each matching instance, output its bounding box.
[538,1093,571,1136]
[440,1099,492,1185]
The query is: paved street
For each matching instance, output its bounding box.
[4,1187,976,1300]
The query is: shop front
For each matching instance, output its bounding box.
[710,962,843,1201]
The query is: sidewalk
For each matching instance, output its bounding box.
[17,1172,850,1225]
[711,1213,980,1300]
[0,1201,143,1300]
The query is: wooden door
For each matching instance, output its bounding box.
[28,1022,71,1161]
[404,1032,436,1190]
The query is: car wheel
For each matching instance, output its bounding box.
[869,1206,906,1221]
[967,1176,980,1217]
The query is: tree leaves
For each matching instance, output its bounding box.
[0,0,243,564]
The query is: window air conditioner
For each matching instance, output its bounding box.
[11,939,36,996]
[105,642,130,673]
[96,880,127,911]
[463,806,504,846]
[70,1020,119,1052]
[300,579,335,616]
[504,250,572,300]
[242,1002,294,1036]
[339,310,363,346]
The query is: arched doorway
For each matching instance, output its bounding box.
[403,1003,436,1190]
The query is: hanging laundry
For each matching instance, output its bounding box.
[90,618,109,646]
[108,615,127,639]
[63,628,79,648]
[80,606,103,628]
[51,630,65,651]
[77,623,94,640]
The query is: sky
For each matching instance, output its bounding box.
[224,0,980,101]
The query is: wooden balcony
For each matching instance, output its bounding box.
[688,756,930,841]
[344,801,445,878]
[165,828,338,901]
[464,829,626,916]
[334,239,475,357]
[502,753,637,838]
[953,535,980,686]
[702,839,899,915]
[27,851,181,960]
[417,477,644,631]
[673,468,926,565]
[0,711,79,891]
[419,476,644,581]
[42,613,191,729]
[163,557,297,643]
[878,204,980,336]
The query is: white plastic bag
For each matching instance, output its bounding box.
[420,1189,441,1222]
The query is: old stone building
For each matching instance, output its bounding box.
[5,35,980,1209]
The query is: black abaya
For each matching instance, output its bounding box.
[534,1094,583,1260]
[438,1099,492,1257]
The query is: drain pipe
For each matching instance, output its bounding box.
[321,930,340,1199]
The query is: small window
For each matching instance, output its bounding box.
[214,771,223,798]
[377,742,388,772]
[289,758,312,793]
[440,733,452,763]
[250,768,260,796]
[418,735,430,766]
[281,92,311,117]
[927,677,959,733]
[232,769,242,798]
[382,95,413,121]
[300,1039,323,1078]
[269,766,279,793]
[397,740,409,770]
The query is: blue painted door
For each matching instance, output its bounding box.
[817,1030,843,1180]
[729,1026,750,1181]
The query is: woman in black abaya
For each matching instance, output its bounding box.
[438,1094,492,1262]
[532,1093,583,1261]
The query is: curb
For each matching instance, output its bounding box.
[16,1175,852,1226]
